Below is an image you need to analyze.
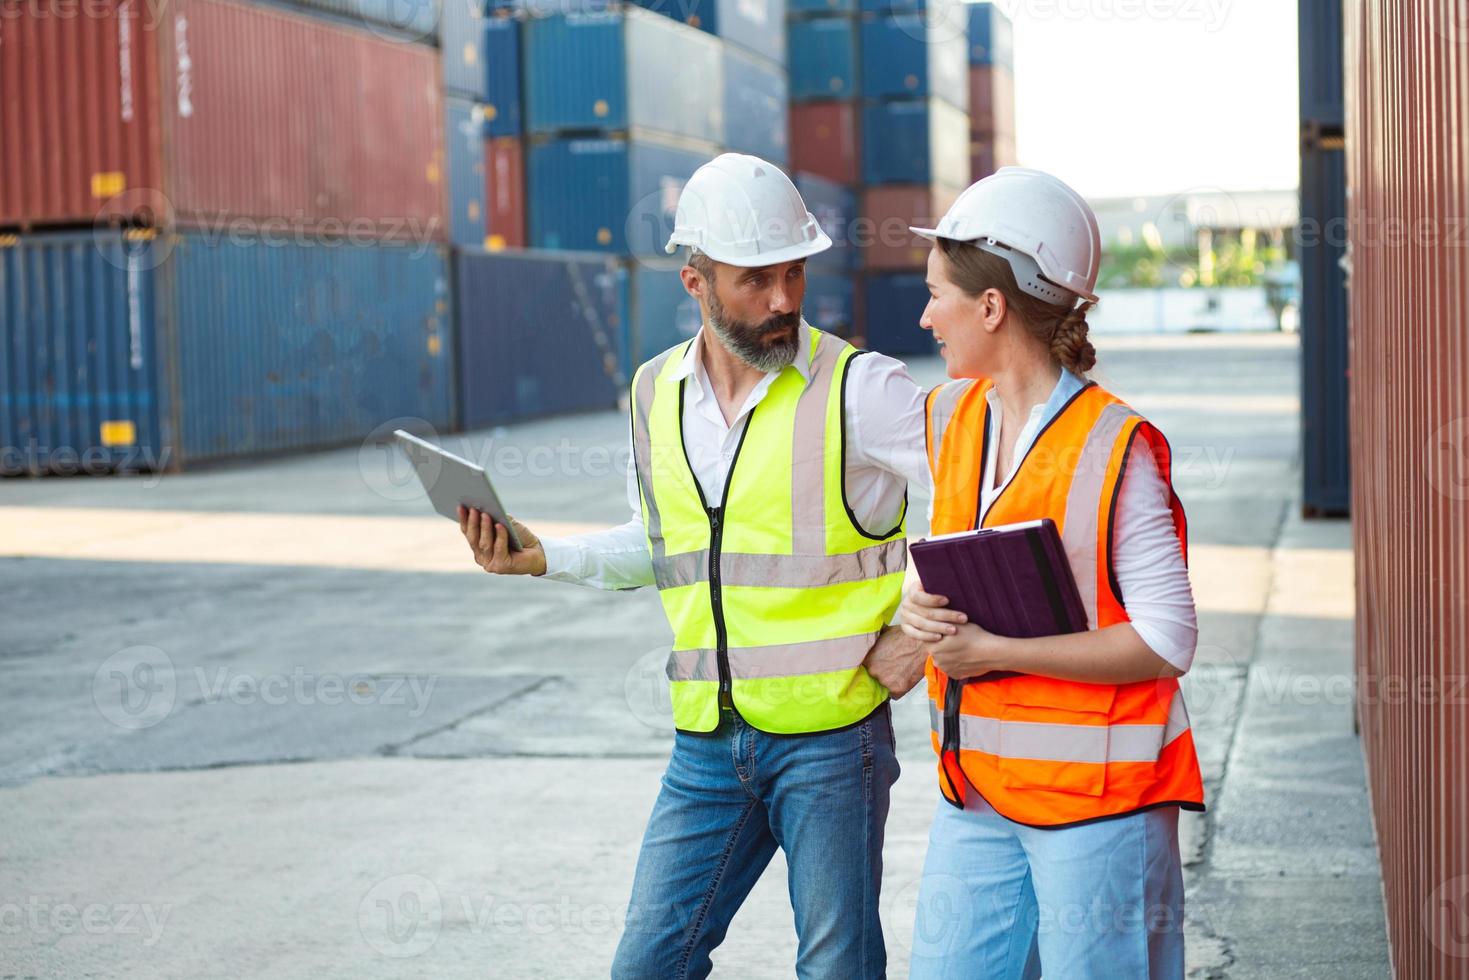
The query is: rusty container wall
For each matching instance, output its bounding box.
[0,0,445,238]
[1346,1,1469,977]
[0,0,163,227]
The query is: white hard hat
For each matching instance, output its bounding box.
[910,167,1101,306]
[665,153,832,267]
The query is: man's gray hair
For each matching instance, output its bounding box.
[686,247,716,283]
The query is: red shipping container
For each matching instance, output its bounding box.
[0,0,444,239]
[484,136,526,251]
[859,184,963,271]
[970,133,1017,182]
[969,64,1016,139]
[790,101,859,186]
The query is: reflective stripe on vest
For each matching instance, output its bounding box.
[632,325,906,735]
[923,379,1205,827]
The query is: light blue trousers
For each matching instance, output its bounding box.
[909,793,1185,980]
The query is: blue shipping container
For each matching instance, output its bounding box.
[860,14,968,106]
[724,47,790,165]
[788,17,858,100]
[483,17,522,137]
[441,0,490,101]
[524,9,725,146]
[968,1,1014,69]
[446,97,488,249]
[456,249,627,427]
[788,0,853,11]
[802,271,855,336]
[793,173,857,271]
[630,0,787,64]
[861,98,969,187]
[1300,144,1350,514]
[1299,0,1344,127]
[626,260,704,371]
[863,271,932,355]
[0,231,453,473]
[528,136,713,256]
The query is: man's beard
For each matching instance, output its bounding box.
[706,287,802,373]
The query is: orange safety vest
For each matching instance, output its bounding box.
[923,377,1205,827]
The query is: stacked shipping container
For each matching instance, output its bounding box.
[1298,0,1348,515]
[968,1,1015,180]
[0,0,458,471]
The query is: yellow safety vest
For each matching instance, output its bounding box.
[631,325,907,734]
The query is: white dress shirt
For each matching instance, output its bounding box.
[980,370,1199,673]
[540,324,932,590]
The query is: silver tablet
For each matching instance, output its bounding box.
[393,429,523,551]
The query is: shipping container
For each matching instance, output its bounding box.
[630,0,786,64]
[261,0,439,40]
[862,271,931,355]
[859,14,968,107]
[794,174,858,272]
[723,47,790,164]
[790,101,860,184]
[456,249,626,428]
[483,16,524,136]
[0,230,452,474]
[0,0,445,237]
[441,0,490,100]
[788,0,854,12]
[524,9,725,146]
[445,98,489,249]
[788,16,859,100]
[625,260,704,370]
[1300,142,1349,516]
[484,137,527,250]
[970,132,1016,181]
[861,98,969,187]
[527,135,713,255]
[859,183,961,270]
[802,271,856,336]
[968,1,1014,70]
[857,0,964,14]
[1346,3,1469,977]
[969,63,1015,137]
[1299,0,1344,127]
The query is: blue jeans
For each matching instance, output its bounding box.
[909,794,1185,979]
[612,704,900,980]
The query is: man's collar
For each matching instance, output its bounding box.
[669,321,814,384]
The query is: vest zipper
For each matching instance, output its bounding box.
[943,678,961,756]
[707,505,733,710]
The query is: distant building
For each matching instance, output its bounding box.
[1090,189,1299,252]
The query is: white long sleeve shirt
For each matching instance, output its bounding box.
[539,325,932,589]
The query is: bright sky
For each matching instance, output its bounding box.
[993,0,1299,198]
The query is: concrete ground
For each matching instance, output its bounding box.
[0,332,1387,978]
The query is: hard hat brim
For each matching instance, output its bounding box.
[665,228,834,268]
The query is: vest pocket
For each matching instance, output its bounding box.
[991,678,1118,798]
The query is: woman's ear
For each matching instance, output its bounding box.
[981,288,1008,334]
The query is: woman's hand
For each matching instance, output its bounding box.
[928,623,1010,680]
[899,581,968,643]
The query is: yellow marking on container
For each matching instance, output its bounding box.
[596,228,612,245]
[124,228,157,241]
[427,334,442,356]
[427,161,442,184]
[593,99,609,118]
[484,104,498,121]
[463,42,477,64]
[100,420,137,447]
[486,234,506,251]
[0,234,18,248]
[468,201,482,221]
[91,172,127,198]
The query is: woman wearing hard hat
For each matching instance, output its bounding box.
[898,168,1203,979]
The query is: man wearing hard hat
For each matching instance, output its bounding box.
[459,153,932,977]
